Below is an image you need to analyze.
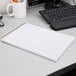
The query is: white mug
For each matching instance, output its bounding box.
[7,0,27,18]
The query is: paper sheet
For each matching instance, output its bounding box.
[2,23,75,61]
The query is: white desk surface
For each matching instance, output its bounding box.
[0,5,76,76]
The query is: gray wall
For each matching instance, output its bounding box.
[0,0,11,14]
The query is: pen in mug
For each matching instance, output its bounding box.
[13,0,24,3]
[13,0,18,3]
[18,0,24,2]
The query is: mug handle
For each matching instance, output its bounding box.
[7,4,14,16]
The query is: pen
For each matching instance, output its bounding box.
[18,0,23,2]
[0,14,4,27]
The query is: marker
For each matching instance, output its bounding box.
[13,0,18,3]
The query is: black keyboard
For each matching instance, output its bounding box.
[47,63,76,76]
[39,5,76,30]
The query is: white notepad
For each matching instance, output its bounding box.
[2,23,75,61]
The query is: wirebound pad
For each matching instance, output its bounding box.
[2,23,75,61]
